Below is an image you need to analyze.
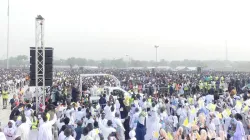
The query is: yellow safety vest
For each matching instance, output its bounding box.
[46,113,50,121]
[64,89,68,96]
[204,82,208,89]
[208,84,211,90]
[188,98,194,104]
[221,77,224,81]
[17,116,21,121]
[199,83,203,89]
[2,91,8,99]
[31,118,38,129]
[184,86,189,91]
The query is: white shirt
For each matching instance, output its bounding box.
[81,135,94,140]
[98,119,116,140]
[75,111,84,121]
[64,135,75,140]
[65,109,74,119]
[58,132,66,140]
[130,112,140,129]
[24,109,32,119]
[0,132,7,140]
[104,106,111,119]
[38,114,57,140]
[100,118,108,127]
[16,122,30,140]
[4,126,16,140]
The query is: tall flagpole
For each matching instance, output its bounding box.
[7,0,9,69]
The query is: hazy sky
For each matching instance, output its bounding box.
[1,0,250,61]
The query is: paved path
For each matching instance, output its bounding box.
[0,86,38,139]
[0,87,22,128]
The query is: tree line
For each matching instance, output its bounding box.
[1,55,250,71]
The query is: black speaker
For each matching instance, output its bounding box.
[30,79,53,86]
[30,47,54,86]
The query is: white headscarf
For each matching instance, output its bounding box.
[0,132,6,140]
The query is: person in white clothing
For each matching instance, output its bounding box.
[37,113,57,140]
[233,113,245,140]
[98,119,116,140]
[58,125,67,140]
[145,111,161,140]
[0,129,7,140]
[64,128,75,140]
[16,116,30,140]
[100,113,108,127]
[4,121,16,140]
[130,108,140,129]
[82,127,93,140]
[24,104,32,120]
[75,107,84,122]
[129,129,136,140]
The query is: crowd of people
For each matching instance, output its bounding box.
[1,68,250,140]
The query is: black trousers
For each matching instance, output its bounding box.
[3,98,7,108]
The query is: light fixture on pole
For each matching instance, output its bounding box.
[154,45,159,63]
[125,54,129,68]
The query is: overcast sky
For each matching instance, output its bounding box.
[0,0,250,61]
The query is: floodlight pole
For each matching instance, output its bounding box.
[154,45,159,66]
[126,54,129,68]
[6,0,10,69]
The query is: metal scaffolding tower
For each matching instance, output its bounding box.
[35,15,45,112]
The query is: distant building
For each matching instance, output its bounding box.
[128,67,144,69]
[157,66,173,71]
[175,66,187,71]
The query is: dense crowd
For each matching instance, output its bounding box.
[1,68,250,140]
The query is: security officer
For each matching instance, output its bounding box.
[2,86,9,109]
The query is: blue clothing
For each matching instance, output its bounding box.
[198,107,209,115]
[75,126,83,140]
[99,97,106,109]
[169,86,174,95]
[135,123,146,140]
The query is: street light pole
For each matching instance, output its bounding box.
[125,54,129,68]
[154,45,159,64]
[6,0,10,69]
